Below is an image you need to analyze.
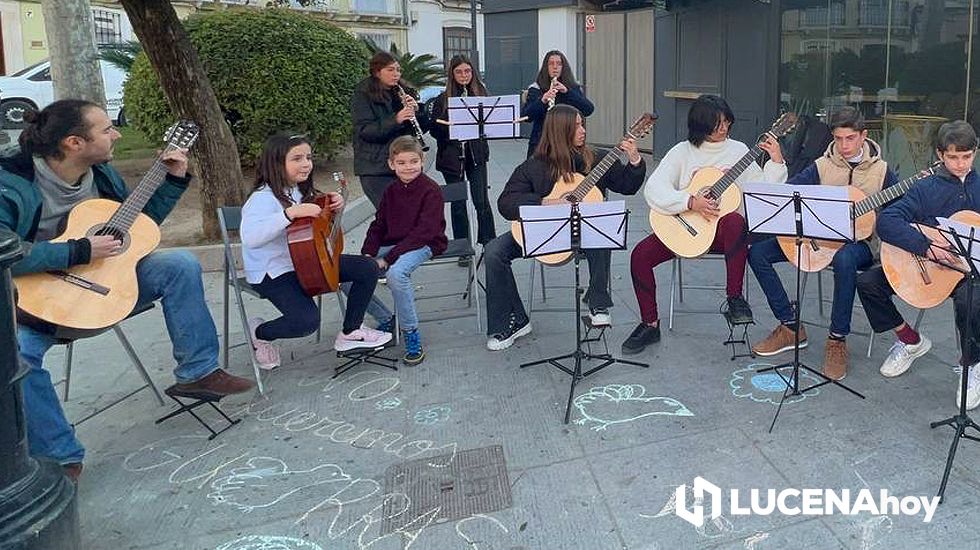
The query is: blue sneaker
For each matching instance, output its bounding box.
[402,328,425,366]
[377,316,396,334]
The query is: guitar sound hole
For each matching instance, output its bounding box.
[88,224,131,254]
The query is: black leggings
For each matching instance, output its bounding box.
[252,254,380,340]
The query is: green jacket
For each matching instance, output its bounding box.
[0,149,190,276]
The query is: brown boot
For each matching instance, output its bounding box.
[823,338,848,380]
[172,369,255,399]
[752,324,807,357]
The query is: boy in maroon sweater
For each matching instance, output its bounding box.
[362,136,448,364]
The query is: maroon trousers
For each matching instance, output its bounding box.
[630,212,748,323]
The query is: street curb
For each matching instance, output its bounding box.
[170,195,375,273]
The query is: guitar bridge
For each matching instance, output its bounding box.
[674,214,698,236]
[50,270,110,296]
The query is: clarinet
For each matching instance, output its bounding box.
[546,76,558,111]
[395,84,429,152]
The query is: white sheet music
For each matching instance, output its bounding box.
[742,183,854,241]
[519,204,572,257]
[580,200,628,249]
[448,95,522,140]
[936,217,980,272]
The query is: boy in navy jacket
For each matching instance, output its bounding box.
[857,120,980,408]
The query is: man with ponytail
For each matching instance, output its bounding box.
[0,99,255,481]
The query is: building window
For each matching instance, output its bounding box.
[92,9,123,45]
[859,0,910,27]
[801,1,845,28]
[357,32,392,52]
[353,0,388,13]
[443,27,472,66]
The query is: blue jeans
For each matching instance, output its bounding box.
[18,250,220,464]
[748,237,873,336]
[370,245,432,332]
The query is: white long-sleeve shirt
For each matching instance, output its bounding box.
[644,138,787,215]
[240,185,301,284]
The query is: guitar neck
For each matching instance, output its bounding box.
[707,144,764,198]
[852,171,931,218]
[566,147,626,201]
[104,152,175,233]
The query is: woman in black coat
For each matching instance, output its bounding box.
[428,54,496,246]
[520,50,594,158]
[351,51,427,208]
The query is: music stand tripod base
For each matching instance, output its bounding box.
[722,311,755,361]
[156,385,242,440]
[334,344,398,378]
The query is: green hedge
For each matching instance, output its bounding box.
[124,9,368,163]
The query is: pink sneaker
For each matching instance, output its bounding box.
[335,327,393,352]
[248,317,281,370]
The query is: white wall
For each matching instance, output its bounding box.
[0,1,25,75]
[407,0,484,66]
[536,7,579,76]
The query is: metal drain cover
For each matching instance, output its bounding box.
[381,445,512,534]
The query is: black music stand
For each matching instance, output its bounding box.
[517,200,649,424]
[924,217,980,502]
[445,94,522,296]
[742,183,866,432]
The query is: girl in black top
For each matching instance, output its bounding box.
[351,51,427,208]
[520,50,594,158]
[428,54,497,245]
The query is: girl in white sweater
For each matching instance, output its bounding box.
[240,133,393,369]
[621,95,786,355]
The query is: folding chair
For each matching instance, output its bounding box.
[668,254,749,329]
[668,254,753,358]
[218,206,329,394]
[56,303,165,425]
[397,182,482,331]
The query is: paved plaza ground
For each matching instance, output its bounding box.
[55,140,980,549]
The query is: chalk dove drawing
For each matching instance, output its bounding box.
[573,384,693,431]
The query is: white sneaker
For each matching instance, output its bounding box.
[956,363,980,410]
[879,337,932,378]
[486,317,532,351]
[248,317,281,370]
[335,327,393,352]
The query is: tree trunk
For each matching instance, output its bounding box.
[118,0,245,240]
[40,0,106,105]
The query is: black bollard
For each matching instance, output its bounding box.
[0,228,80,549]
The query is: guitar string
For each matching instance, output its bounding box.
[100,141,184,237]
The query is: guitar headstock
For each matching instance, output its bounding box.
[163,120,200,151]
[766,112,799,139]
[922,160,944,177]
[626,112,658,140]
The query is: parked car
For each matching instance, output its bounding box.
[0,59,127,129]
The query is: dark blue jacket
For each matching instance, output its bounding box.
[0,149,190,276]
[876,167,980,256]
[522,83,594,156]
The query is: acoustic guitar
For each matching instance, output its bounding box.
[880,209,980,309]
[14,121,199,331]
[778,161,941,272]
[511,112,657,265]
[287,172,348,296]
[648,112,799,258]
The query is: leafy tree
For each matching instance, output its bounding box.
[98,40,143,73]
[125,9,368,163]
[360,37,446,89]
